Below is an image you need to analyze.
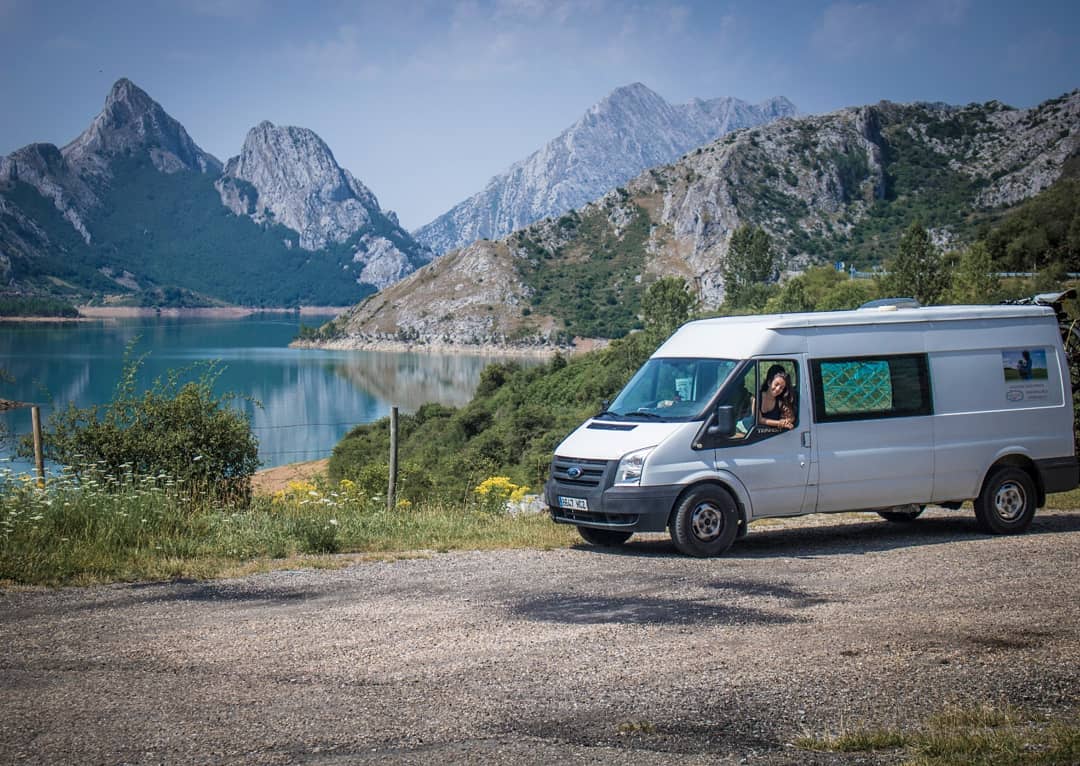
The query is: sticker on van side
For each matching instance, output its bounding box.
[1002,348,1049,402]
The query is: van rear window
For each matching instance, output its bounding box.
[811,354,932,422]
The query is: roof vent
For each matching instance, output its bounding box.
[858,297,921,310]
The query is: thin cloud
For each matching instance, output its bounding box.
[811,0,970,60]
[285,25,384,82]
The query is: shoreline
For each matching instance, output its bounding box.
[292,336,609,358]
[78,305,350,318]
[1,306,349,323]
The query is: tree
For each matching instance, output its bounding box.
[723,225,777,309]
[816,279,879,311]
[765,277,813,314]
[642,276,697,339]
[947,242,1000,304]
[880,222,950,305]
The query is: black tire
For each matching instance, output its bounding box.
[974,466,1037,534]
[877,505,924,523]
[577,526,633,546]
[669,485,740,557]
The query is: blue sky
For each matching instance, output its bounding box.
[1,0,1077,230]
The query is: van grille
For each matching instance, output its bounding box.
[550,456,610,488]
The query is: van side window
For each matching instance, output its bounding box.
[811,354,932,422]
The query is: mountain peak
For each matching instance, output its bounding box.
[414,84,797,254]
[105,78,152,109]
[222,121,380,251]
[595,82,667,112]
[61,78,221,175]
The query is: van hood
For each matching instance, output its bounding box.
[554,419,687,461]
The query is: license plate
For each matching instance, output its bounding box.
[558,496,588,511]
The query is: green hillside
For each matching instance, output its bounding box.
[329,171,1080,500]
[3,156,380,307]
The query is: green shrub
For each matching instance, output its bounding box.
[26,349,259,500]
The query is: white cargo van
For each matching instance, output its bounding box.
[545,303,1079,556]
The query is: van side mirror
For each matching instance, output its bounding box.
[707,405,735,437]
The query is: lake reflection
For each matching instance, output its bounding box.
[1,315,538,471]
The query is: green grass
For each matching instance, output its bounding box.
[794,703,1079,765]
[1045,486,1080,510]
[0,470,576,586]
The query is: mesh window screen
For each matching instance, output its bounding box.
[812,354,931,422]
[819,360,892,416]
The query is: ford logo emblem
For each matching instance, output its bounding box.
[566,466,583,479]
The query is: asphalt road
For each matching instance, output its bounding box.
[2,508,1079,765]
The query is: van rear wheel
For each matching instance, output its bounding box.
[974,466,1036,534]
[669,486,739,557]
[577,527,632,546]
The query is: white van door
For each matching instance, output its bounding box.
[808,354,934,511]
[713,358,816,518]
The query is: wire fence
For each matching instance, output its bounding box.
[2,419,356,464]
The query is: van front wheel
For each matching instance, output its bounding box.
[670,486,739,557]
[974,467,1036,535]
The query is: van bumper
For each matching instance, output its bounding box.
[545,481,682,533]
[1036,456,1080,494]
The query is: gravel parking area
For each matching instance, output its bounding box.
[2,508,1079,765]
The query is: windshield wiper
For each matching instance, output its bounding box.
[593,410,620,420]
[624,410,663,420]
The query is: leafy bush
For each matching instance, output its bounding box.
[27,350,259,500]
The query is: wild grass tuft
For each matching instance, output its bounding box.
[794,703,1079,765]
[0,468,575,585]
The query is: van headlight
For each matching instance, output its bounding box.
[614,446,654,486]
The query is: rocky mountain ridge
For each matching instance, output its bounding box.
[0,79,429,302]
[217,121,429,288]
[413,83,796,255]
[315,90,1079,350]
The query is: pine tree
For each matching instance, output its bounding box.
[723,224,777,309]
[948,242,1000,304]
[642,276,697,339]
[880,222,950,305]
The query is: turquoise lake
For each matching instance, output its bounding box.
[1,314,528,474]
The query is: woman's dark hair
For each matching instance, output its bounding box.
[761,364,795,409]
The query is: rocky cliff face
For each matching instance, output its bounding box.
[323,90,1080,349]
[216,121,432,289]
[413,83,797,255]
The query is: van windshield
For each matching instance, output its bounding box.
[602,357,739,421]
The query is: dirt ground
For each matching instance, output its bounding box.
[251,458,330,495]
[1,507,1078,765]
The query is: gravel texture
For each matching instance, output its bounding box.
[2,508,1079,765]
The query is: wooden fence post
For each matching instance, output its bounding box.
[31,405,45,488]
[387,405,398,512]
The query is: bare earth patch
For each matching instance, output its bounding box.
[250,458,330,495]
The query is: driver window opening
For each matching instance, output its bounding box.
[719,359,798,440]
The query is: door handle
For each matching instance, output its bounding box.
[801,431,811,448]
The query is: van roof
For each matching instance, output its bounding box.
[656,304,1058,358]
